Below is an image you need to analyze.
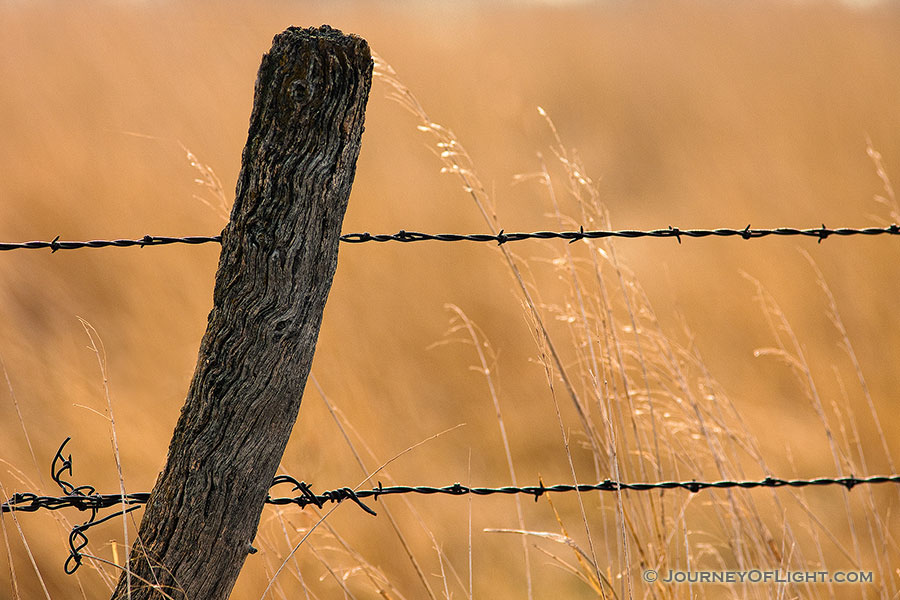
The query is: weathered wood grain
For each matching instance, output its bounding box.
[110,25,372,600]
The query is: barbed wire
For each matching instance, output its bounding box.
[0,234,223,252]
[2,439,147,574]
[339,224,900,244]
[3,439,899,574]
[266,474,900,511]
[1,224,898,253]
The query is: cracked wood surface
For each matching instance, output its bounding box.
[110,25,372,600]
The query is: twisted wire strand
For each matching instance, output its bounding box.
[264,474,900,513]
[5,438,897,575]
[5,474,897,517]
[1,224,898,253]
[339,224,900,245]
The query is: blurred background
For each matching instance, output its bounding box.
[1,1,899,598]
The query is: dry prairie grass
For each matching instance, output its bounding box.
[1,1,899,598]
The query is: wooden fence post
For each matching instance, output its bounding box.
[110,26,372,600]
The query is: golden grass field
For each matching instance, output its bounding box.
[2,1,900,598]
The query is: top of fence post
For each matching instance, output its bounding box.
[109,25,372,600]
